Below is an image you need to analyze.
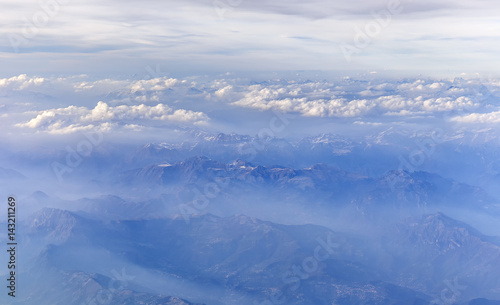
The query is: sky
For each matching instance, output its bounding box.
[0,0,499,76]
[1,0,500,148]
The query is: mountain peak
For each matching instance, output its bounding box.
[396,212,486,253]
[27,208,79,243]
[29,190,50,202]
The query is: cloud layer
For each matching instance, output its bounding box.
[3,74,500,136]
[452,111,500,124]
[231,82,478,118]
[16,100,208,134]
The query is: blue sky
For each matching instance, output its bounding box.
[1,0,499,76]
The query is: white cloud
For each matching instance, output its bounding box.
[80,102,187,122]
[214,85,233,98]
[231,82,479,118]
[73,79,130,92]
[451,111,500,124]
[3,74,500,135]
[17,101,209,134]
[129,78,179,93]
[0,74,45,90]
[378,95,477,112]
[46,123,109,135]
[123,124,145,132]
[353,121,383,126]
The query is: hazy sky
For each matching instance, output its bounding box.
[1,0,500,147]
[1,0,499,76]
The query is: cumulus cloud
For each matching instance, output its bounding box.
[231,81,479,118]
[129,78,179,93]
[0,74,45,90]
[214,85,234,98]
[4,74,500,135]
[79,102,194,122]
[451,111,500,124]
[378,95,477,112]
[0,75,200,111]
[17,101,209,134]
